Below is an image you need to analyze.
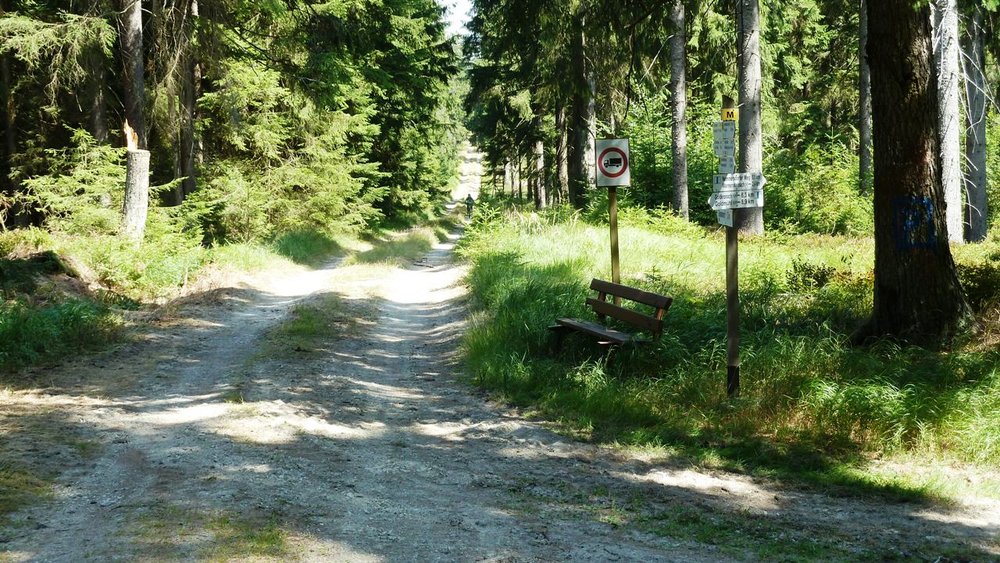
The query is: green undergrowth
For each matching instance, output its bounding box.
[458,202,1000,502]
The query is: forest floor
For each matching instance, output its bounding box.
[1,152,999,562]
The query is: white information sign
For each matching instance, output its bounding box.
[718,155,736,175]
[709,173,766,210]
[712,121,736,157]
[713,121,736,139]
[596,138,631,187]
[717,209,734,227]
[713,138,736,158]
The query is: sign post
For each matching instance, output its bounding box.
[596,139,631,286]
[714,101,749,399]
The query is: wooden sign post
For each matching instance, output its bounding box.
[596,139,631,287]
[722,100,740,399]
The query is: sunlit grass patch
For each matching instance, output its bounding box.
[264,294,378,356]
[346,227,441,267]
[133,503,289,561]
[0,465,51,519]
[459,202,1000,503]
[207,242,291,274]
[206,513,287,560]
[272,230,344,266]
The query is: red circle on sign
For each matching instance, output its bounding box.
[598,147,629,178]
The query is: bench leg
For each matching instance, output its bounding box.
[548,325,571,353]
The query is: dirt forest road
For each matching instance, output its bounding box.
[3,151,999,562]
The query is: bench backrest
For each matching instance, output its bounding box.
[587,278,673,338]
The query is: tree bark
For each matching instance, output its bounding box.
[517,154,524,201]
[962,3,988,242]
[855,0,971,346]
[568,10,595,210]
[930,0,963,244]
[0,49,25,228]
[119,0,149,242]
[669,0,688,219]
[555,106,569,203]
[858,0,873,194]
[503,158,512,197]
[1,52,13,189]
[120,0,146,149]
[177,0,199,203]
[534,132,547,210]
[87,50,109,144]
[737,0,764,235]
[122,149,151,244]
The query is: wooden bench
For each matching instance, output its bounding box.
[549,279,673,349]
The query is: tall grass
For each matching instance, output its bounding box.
[458,203,1000,495]
[0,299,122,372]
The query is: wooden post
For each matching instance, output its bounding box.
[723,97,740,399]
[610,187,620,286]
[726,224,739,398]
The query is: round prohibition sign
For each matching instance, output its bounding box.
[598,146,629,178]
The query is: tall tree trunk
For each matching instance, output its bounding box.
[855,0,971,346]
[534,132,547,210]
[555,106,569,202]
[568,11,595,210]
[527,152,536,203]
[176,0,199,204]
[120,0,146,149]
[0,49,27,228]
[87,51,109,144]
[517,154,524,201]
[1,50,13,228]
[737,0,764,235]
[670,0,688,219]
[504,158,512,197]
[962,3,988,242]
[120,0,149,243]
[192,0,204,167]
[858,0,873,194]
[931,0,963,244]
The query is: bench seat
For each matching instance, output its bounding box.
[550,318,649,346]
[549,278,672,350]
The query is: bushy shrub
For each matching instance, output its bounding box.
[183,163,276,244]
[957,261,1000,311]
[765,143,873,235]
[17,130,125,235]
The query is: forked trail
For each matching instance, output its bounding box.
[2,152,997,561]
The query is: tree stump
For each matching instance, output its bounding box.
[122,149,150,244]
